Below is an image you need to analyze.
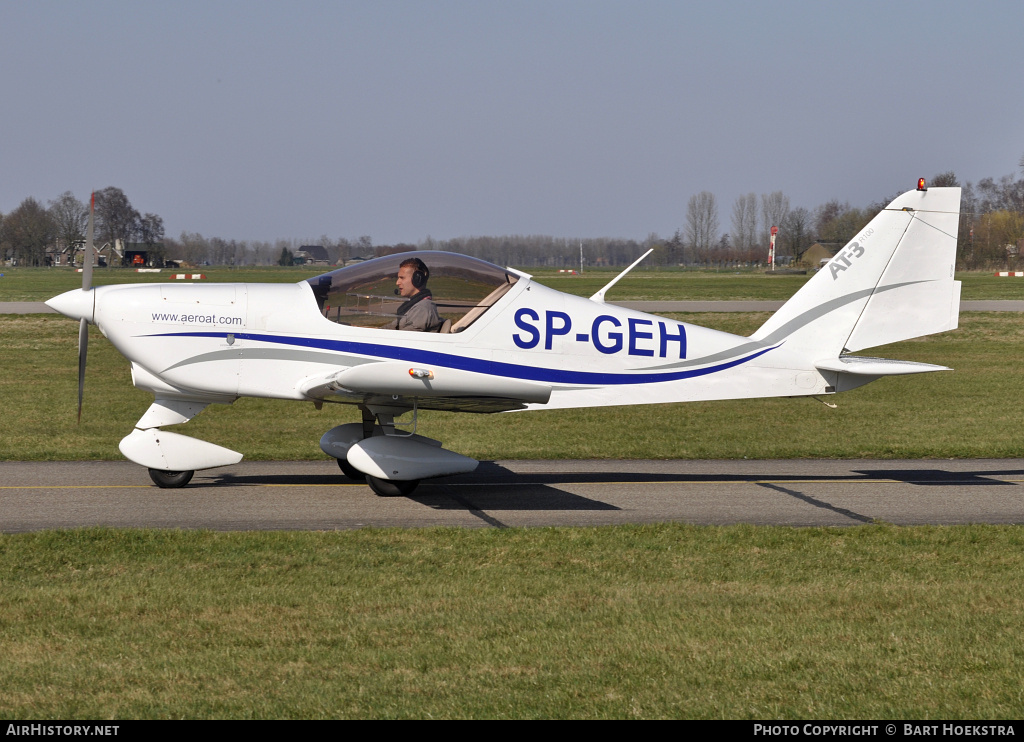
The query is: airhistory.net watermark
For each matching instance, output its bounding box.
[5,726,119,737]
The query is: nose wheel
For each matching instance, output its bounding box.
[148,468,195,488]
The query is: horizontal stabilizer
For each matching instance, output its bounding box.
[814,356,950,376]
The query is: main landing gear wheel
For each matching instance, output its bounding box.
[366,476,419,497]
[336,458,366,481]
[148,468,195,488]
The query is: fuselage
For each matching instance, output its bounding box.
[49,269,828,412]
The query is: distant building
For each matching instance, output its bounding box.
[45,241,81,266]
[799,242,843,268]
[122,242,165,267]
[295,245,330,265]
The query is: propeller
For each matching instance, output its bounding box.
[77,192,95,422]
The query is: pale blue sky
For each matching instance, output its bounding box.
[2,0,1021,244]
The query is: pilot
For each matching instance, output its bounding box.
[393,257,442,332]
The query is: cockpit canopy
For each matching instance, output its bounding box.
[305,251,519,332]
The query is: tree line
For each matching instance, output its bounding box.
[0,187,165,268]
[3,157,1022,269]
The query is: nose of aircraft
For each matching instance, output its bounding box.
[46,288,95,323]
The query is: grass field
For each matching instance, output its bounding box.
[2,312,1023,461]
[4,264,1024,302]
[2,525,1023,719]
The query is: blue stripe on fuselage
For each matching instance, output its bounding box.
[144,331,780,385]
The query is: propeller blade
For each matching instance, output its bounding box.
[77,317,88,423]
[82,192,94,291]
[78,192,94,422]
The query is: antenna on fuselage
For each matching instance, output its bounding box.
[589,248,653,303]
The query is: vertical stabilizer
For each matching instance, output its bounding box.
[751,186,961,359]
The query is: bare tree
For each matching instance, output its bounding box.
[315,234,335,265]
[208,237,230,265]
[94,187,140,263]
[814,199,845,238]
[139,213,165,265]
[2,197,54,266]
[780,207,812,260]
[970,209,1024,268]
[731,192,758,257]
[976,174,1024,215]
[249,240,273,265]
[760,191,790,247]
[179,231,210,265]
[335,237,353,265]
[686,191,719,265]
[48,191,87,264]
[814,199,874,245]
[665,229,684,265]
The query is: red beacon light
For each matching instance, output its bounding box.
[917,178,927,191]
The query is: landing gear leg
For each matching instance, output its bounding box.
[363,408,419,496]
[361,406,376,439]
[148,468,195,488]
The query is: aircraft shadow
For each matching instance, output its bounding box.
[413,463,1024,515]
[201,468,615,512]
[411,484,620,513]
[205,466,1024,488]
[850,468,1024,487]
[198,462,1024,518]
[453,462,1024,488]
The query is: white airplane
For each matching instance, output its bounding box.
[47,182,962,495]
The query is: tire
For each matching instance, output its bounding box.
[366,475,419,497]
[337,458,366,481]
[148,468,194,488]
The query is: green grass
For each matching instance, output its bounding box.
[0,265,325,302]
[2,525,1022,719]
[5,275,1024,720]
[2,312,1022,461]
[525,268,813,301]
[4,265,1024,302]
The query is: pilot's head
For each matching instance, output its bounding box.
[396,257,429,299]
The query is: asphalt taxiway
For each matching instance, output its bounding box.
[3,459,1024,532]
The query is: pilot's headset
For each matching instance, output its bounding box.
[409,258,428,289]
